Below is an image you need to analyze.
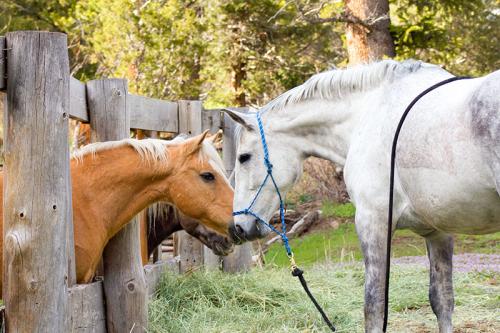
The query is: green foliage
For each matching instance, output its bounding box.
[390,0,500,76]
[1,0,497,105]
[299,193,314,204]
[206,0,343,106]
[321,201,356,218]
[149,266,499,332]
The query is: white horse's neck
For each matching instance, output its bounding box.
[259,60,452,167]
[264,92,376,166]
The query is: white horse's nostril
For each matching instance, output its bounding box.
[235,224,244,235]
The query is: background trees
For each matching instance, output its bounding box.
[2,0,497,106]
[1,0,498,202]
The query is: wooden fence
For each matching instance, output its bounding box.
[0,31,251,332]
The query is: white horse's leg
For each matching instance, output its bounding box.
[425,231,454,333]
[355,209,387,333]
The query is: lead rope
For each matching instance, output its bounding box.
[233,112,336,332]
[383,76,471,332]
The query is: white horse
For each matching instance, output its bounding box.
[226,59,500,333]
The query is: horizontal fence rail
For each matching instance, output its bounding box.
[67,76,225,133]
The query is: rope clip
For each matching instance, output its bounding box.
[288,252,297,271]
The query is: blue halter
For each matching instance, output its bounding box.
[232,112,292,257]
[231,112,336,332]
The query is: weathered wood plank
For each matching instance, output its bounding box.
[202,108,223,133]
[178,100,203,135]
[176,100,207,272]
[129,94,178,132]
[144,259,178,298]
[70,77,89,122]
[68,282,106,333]
[222,108,254,273]
[203,246,221,270]
[87,78,147,333]
[0,36,5,90]
[87,79,130,142]
[3,31,71,332]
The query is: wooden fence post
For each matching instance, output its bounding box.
[222,110,253,272]
[176,100,209,272]
[3,31,71,331]
[86,78,147,333]
[0,36,5,91]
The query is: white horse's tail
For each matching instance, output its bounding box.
[470,70,500,193]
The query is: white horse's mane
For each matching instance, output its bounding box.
[263,59,430,113]
[72,136,228,182]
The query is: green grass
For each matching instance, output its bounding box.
[149,265,499,332]
[299,193,315,204]
[265,223,499,268]
[321,202,356,218]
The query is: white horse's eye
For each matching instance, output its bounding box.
[238,153,251,164]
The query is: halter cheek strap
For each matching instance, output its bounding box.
[232,112,336,332]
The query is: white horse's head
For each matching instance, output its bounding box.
[225,109,304,243]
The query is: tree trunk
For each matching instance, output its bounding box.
[231,57,247,106]
[345,0,395,64]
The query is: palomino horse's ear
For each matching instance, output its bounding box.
[185,130,210,156]
[207,130,223,145]
[222,108,254,131]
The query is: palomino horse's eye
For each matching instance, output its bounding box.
[200,172,215,182]
[238,153,251,164]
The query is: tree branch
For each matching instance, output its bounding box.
[295,1,371,29]
[267,0,375,31]
[5,0,61,31]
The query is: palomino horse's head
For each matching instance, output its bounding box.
[167,131,234,237]
[223,110,304,243]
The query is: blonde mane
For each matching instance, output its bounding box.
[72,138,174,163]
[72,136,229,183]
[263,59,430,113]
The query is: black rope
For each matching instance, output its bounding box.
[383,76,471,332]
[292,267,336,332]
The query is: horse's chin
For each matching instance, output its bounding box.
[211,242,235,256]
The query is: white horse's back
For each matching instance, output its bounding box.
[396,71,500,234]
[470,70,500,192]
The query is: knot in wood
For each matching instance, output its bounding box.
[112,88,122,96]
[127,282,135,292]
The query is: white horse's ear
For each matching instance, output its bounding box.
[222,108,254,131]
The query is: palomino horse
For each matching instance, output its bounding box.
[140,202,233,264]
[226,60,500,333]
[0,131,234,294]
